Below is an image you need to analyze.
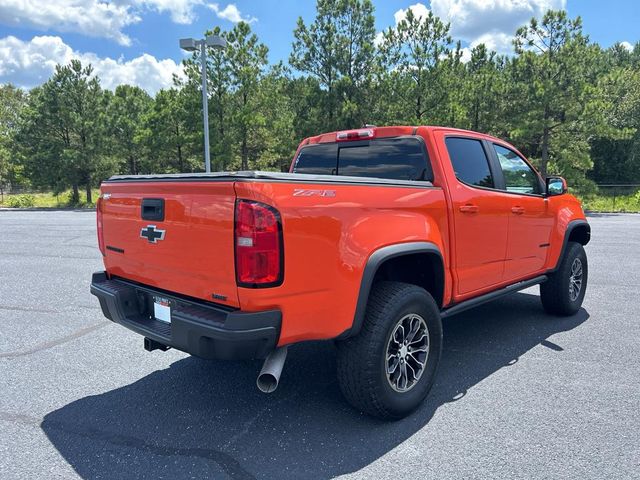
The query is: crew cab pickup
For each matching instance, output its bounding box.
[91,126,590,419]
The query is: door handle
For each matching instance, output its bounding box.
[459,204,479,214]
[511,206,525,215]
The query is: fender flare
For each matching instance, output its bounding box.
[340,241,444,339]
[550,219,591,273]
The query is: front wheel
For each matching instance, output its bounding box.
[540,241,588,316]
[336,281,442,420]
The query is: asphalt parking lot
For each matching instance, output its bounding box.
[0,210,639,479]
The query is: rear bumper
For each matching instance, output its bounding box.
[90,272,281,360]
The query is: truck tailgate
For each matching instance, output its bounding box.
[99,181,239,308]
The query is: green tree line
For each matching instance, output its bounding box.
[0,1,639,204]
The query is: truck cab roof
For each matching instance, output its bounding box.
[300,125,502,146]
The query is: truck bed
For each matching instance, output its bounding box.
[99,170,447,344]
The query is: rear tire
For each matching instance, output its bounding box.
[540,241,588,316]
[336,281,442,420]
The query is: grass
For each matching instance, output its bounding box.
[579,192,640,213]
[0,190,99,208]
[1,189,639,213]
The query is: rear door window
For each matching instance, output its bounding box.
[293,137,431,181]
[445,137,494,189]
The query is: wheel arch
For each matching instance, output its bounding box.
[551,219,591,273]
[341,242,444,339]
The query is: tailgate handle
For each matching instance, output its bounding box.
[141,198,165,221]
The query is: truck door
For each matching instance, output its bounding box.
[489,143,554,282]
[442,136,510,297]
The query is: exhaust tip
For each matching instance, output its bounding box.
[257,373,279,393]
[256,346,288,394]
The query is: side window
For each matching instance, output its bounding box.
[293,144,337,175]
[493,144,541,194]
[445,137,494,188]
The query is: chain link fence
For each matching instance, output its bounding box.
[576,184,640,212]
[591,184,640,210]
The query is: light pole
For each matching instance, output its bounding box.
[179,35,227,173]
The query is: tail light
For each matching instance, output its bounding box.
[235,200,284,287]
[96,196,105,256]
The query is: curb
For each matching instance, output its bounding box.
[585,211,640,215]
[1,208,638,214]
[0,207,95,212]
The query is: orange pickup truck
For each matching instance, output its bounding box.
[91,126,590,419]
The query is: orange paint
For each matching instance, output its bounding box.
[99,126,587,346]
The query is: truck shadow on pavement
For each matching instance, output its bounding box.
[42,292,588,479]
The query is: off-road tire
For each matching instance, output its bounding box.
[336,281,442,420]
[540,241,588,316]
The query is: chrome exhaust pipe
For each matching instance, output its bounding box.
[257,346,288,393]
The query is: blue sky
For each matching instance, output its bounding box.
[0,1,638,94]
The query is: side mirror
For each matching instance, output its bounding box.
[546,176,567,196]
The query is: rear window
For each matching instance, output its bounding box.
[293,137,431,182]
[292,143,337,175]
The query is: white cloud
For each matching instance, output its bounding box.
[459,47,472,63]
[431,0,566,40]
[140,0,204,24]
[0,0,139,46]
[207,3,257,23]
[0,0,209,46]
[87,52,185,93]
[469,31,515,54]
[430,0,566,55]
[456,31,513,62]
[393,3,431,25]
[0,35,183,94]
[381,1,566,56]
[374,31,385,48]
[620,41,633,52]
[376,4,432,49]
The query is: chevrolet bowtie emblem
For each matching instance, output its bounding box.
[140,225,166,243]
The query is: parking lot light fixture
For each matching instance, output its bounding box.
[179,38,197,52]
[206,35,227,50]
[179,34,227,173]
